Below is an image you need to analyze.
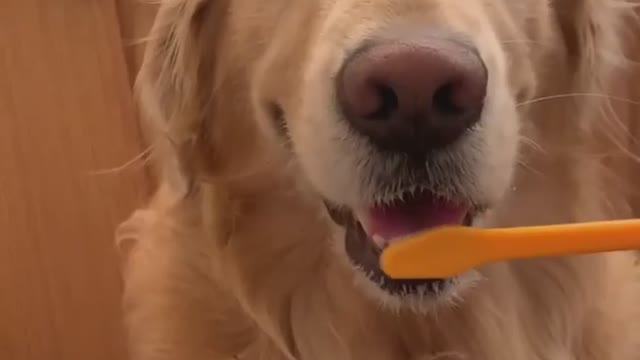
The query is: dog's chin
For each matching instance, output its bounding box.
[324,190,484,308]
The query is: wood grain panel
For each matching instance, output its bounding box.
[0,1,149,359]
[115,0,158,187]
[115,0,158,86]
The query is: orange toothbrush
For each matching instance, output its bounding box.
[380,219,640,279]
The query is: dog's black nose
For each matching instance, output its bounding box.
[337,36,487,154]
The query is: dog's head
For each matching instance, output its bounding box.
[138,0,627,308]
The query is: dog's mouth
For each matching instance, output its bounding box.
[325,191,475,296]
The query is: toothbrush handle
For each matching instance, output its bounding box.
[485,219,640,262]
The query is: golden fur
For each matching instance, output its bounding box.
[118,0,640,359]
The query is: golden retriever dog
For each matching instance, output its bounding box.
[117,0,640,359]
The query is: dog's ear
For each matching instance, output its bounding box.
[136,0,229,190]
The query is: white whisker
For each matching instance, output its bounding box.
[517,93,640,107]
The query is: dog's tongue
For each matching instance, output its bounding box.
[366,195,467,244]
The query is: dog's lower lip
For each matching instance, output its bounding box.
[343,212,451,295]
[325,201,350,226]
[325,196,478,296]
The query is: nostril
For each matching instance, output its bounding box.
[369,84,399,120]
[433,83,463,116]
